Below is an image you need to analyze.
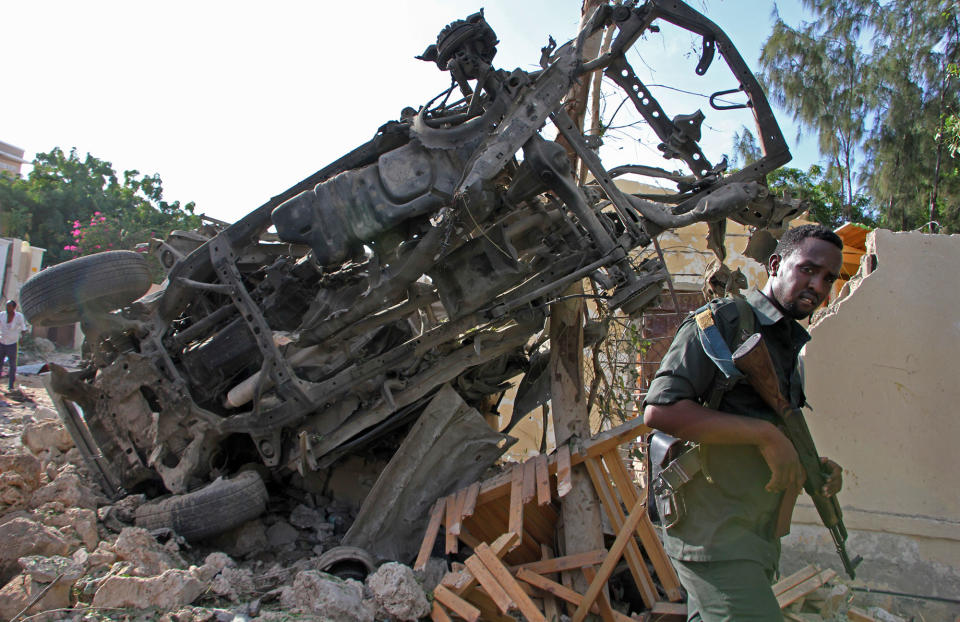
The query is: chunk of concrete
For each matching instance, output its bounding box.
[109,527,187,577]
[29,470,98,510]
[0,452,42,489]
[208,519,268,559]
[19,554,84,583]
[39,506,99,550]
[209,565,256,602]
[289,503,324,529]
[366,562,430,621]
[0,453,44,513]
[21,419,74,455]
[266,518,299,547]
[279,570,375,621]
[0,572,73,620]
[0,517,71,584]
[867,607,908,622]
[92,568,205,609]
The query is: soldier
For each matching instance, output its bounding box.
[643,224,845,621]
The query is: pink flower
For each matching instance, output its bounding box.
[99,216,107,222]
[94,244,101,249]
[73,220,80,228]
[94,211,101,216]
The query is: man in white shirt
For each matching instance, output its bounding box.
[0,300,28,392]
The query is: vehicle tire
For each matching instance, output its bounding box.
[134,471,269,541]
[20,251,152,326]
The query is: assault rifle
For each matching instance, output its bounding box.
[732,333,862,579]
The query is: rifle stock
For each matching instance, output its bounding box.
[731,333,862,579]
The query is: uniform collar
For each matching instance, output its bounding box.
[746,289,811,346]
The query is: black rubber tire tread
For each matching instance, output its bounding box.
[20,251,152,326]
[134,471,268,541]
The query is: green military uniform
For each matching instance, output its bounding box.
[643,289,811,621]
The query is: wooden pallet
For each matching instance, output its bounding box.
[417,416,685,621]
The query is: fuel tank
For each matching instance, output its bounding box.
[271,141,462,265]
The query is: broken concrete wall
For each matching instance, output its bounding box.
[788,229,960,603]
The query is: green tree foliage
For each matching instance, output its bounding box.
[767,165,875,229]
[0,147,200,269]
[942,64,960,157]
[729,125,875,228]
[759,0,959,232]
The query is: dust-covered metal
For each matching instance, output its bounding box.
[28,0,797,543]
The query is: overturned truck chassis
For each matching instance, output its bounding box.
[40,0,798,557]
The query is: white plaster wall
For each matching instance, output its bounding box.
[789,230,960,599]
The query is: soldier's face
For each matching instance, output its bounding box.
[768,238,843,320]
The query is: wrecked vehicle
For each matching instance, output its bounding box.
[23,0,800,552]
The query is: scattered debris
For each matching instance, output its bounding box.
[416,417,683,620]
[0,2,951,621]
[366,562,431,621]
[278,570,377,621]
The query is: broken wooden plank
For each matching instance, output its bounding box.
[582,565,617,622]
[433,584,480,622]
[462,481,480,519]
[442,532,520,594]
[776,569,837,609]
[474,494,542,563]
[522,457,537,505]
[519,568,636,622]
[556,445,573,497]
[462,589,517,622]
[539,544,560,622]
[517,568,599,615]
[508,464,525,544]
[602,449,683,601]
[582,417,651,459]
[513,550,608,575]
[847,606,878,622]
[457,526,482,550]
[650,601,687,617]
[516,568,635,622]
[772,564,820,597]
[584,455,657,608]
[415,498,446,571]
[463,555,513,615]
[535,454,551,506]
[474,542,547,622]
[452,487,468,536]
[519,502,558,546]
[572,495,648,622]
[445,494,459,555]
[475,416,649,506]
[430,600,453,622]
[462,502,505,548]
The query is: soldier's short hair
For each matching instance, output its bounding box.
[773,224,843,260]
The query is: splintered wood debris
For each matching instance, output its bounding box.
[416,416,860,621]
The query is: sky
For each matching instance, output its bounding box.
[3,0,817,224]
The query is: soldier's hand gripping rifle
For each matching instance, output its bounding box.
[732,333,862,579]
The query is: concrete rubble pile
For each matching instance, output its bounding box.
[0,381,437,621]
